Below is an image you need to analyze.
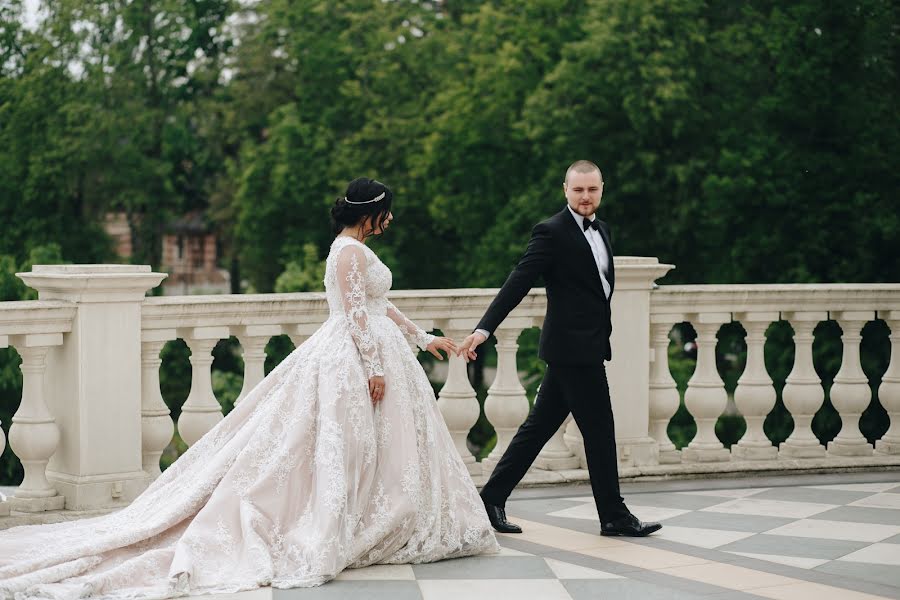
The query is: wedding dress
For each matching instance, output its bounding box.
[0,236,498,599]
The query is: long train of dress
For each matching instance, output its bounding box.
[0,236,498,599]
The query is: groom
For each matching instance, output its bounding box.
[458,160,661,537]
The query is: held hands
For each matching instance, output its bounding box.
[456,331,487,363]
[426,336,458,360]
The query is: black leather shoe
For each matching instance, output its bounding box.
[601,513,662,537]
[483,503,523,534]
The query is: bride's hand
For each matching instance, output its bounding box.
[369,375,386,404]
[426,336,457,360]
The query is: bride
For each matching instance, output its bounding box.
[0,177,499,598]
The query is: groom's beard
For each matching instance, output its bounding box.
[572,204,597,217]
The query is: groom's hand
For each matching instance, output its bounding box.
[457,331,487,363]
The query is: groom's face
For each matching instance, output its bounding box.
[563,170,603,218]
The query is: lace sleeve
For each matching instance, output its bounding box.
[386,300,435,352]
[336,244,384,378]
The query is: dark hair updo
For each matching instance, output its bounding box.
[330,177,394,237]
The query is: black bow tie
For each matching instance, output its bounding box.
[583,218,600,232]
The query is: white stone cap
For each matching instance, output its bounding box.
[17,265,167,303]
[651,283,900,316]
[613,256,676,290]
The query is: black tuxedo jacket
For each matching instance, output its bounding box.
[477,208,615,365]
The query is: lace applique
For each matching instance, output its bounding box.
[387,301,435,351]
[335,244,384,378]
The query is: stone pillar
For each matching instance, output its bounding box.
[828,312,875,456]
[141,332,176,478]
[732,313,778,460]
[234,325,281,405]
[437,321,481,476]
[17,265,166,509]
[648,316,682,464]
[8,334,66,512]
[482,321,530,475]
[779,312,827,458]
[876,312,900,455]
[566,257,674,467]
[177,327,228,446]
[682,313,731,462]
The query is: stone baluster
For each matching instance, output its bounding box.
[234,325,280,405]
[732,313,778,460]
[178,326,228,447]
[827,312,875,456]
[8,333,66,512]
[436,321,481,476]
[482,320,531,475]
[648,316,682,464]
[778,312,827,458]
[141,331,176,477]
[876,312,900,455]
[533,314,579,471]
[682,313,731,462]
[563,419,587,468]
[287,323,320,349]
[0,335,7,515]
[535,413,579,470]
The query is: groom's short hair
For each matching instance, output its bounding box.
[565,160,603,184]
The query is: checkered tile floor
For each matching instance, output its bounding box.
[199,474,900,599]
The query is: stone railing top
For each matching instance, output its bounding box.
[0,300,75,340]
[141,289,549,334]
[650,283,900,318]
[18,265,167,303]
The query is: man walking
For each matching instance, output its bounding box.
[458,160,661,537]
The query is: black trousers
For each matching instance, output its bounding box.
[480,362,629,522]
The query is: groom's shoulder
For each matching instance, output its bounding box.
[539,209,569,230]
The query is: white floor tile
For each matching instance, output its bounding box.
[725,551,829,569]
[549,502,689,522]
[678,488,770,499]
[418,579,572,600]
[765,519,900,543]
[558,496,594,503]
[544,558,622,579]
[836,543,900,565]
[335,564,416,580]
[848,493,900,510]
[805,483,900,493]
[652,525,755,549]
[701,498,837,519]
[620,505,692,522]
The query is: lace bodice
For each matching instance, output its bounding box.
[325,237,435,378]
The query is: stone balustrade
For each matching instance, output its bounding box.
[0,300,75,515]
[2,263,900,523]
[648,285,900,469]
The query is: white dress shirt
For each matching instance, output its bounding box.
[474,206,611,341]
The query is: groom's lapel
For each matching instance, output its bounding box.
[596,221,615,295]
[560,209,605,288]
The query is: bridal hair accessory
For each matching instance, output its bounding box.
[345,191,386,205]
